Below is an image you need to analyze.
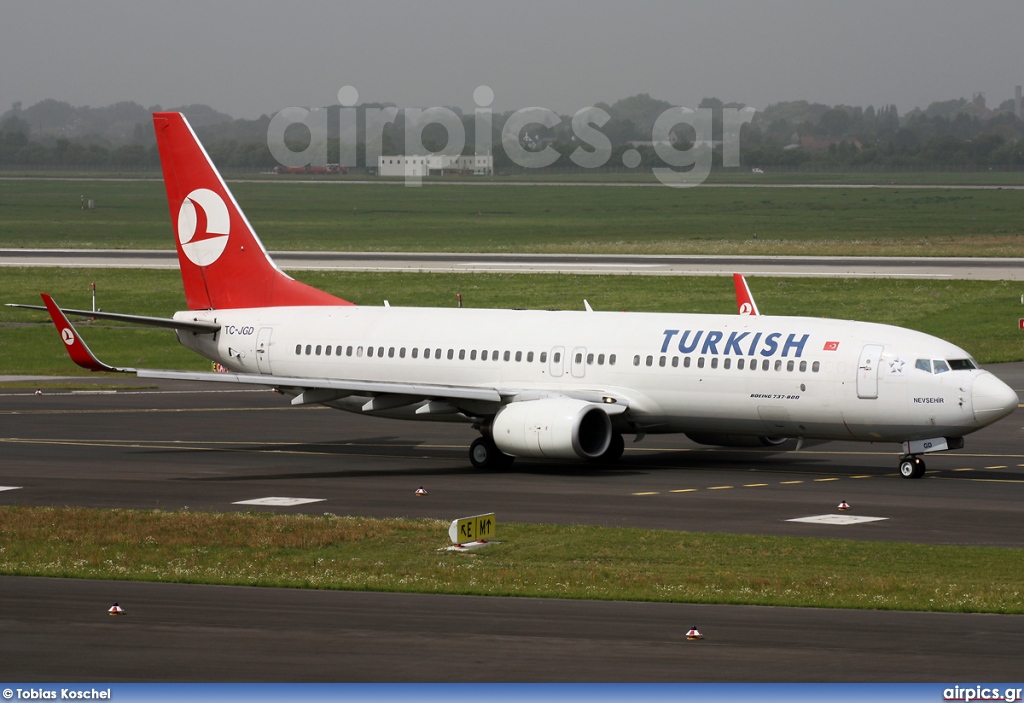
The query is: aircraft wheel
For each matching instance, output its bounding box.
[597,432,625,463]
[469,436,514,469]
[899,456,926,479]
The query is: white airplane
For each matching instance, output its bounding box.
[11,112,1019,479]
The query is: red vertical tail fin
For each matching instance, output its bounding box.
[152,112,352,310]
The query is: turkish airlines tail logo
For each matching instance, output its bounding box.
[177,188,230,266]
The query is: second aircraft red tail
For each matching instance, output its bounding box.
[152,112,352,310]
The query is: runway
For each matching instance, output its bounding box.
[2,248,1023,279]
[1,367,1022,681]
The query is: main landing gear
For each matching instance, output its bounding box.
[898,455,926,479]
[469,436,515,469]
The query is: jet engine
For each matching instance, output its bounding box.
[491,398,612,460]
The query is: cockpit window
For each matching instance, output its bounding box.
[932,360,950,374]
[915,359,932,373]
[948,359,976,371]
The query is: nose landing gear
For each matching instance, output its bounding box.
[898,455,926,479]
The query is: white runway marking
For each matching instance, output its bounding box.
[233,497,326,507]
[786,514,888,525]
[0,486,23,492]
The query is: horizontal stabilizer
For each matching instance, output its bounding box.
[6,303,220,333]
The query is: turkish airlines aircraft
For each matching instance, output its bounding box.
[14,112,1019,478]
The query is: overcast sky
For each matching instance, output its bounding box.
[2,0,1022,119]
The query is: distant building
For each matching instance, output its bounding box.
[378,154,493,177]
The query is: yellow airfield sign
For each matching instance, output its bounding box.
[449,513,496,544]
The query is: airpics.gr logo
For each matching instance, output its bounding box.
[177,188,230,266]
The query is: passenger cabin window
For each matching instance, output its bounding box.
[540,352,547,363]
[295,344,301,355]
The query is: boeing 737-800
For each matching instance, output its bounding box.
[11,112,1019,478]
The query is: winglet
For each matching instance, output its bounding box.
[733,274,760,316]
[40,294,129,373]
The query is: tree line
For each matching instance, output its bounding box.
[2,94,1023,171]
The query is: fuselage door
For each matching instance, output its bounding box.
[571,347,587,378]
[856,344,884,399]
[549,346,565,377]
[255,327,273,374]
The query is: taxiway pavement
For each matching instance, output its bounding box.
[0,367,1022,681]
[3,249,1024,279]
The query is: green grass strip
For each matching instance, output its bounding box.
[2,178,1023,256]
[1,506,1021,613]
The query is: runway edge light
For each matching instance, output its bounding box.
[108,603,124,616]
[686,627,703,641]
[446,513,496,551]
[838,500,850,511]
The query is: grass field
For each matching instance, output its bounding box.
[2,267,1023,375]
[2,177,1023,256]
[2,506,1022,613]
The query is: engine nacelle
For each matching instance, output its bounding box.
[685,433,789,448]
[492,398,612,460]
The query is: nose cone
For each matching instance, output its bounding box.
[972,372,1019,426]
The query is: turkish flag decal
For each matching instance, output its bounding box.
[823,341,840,351]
